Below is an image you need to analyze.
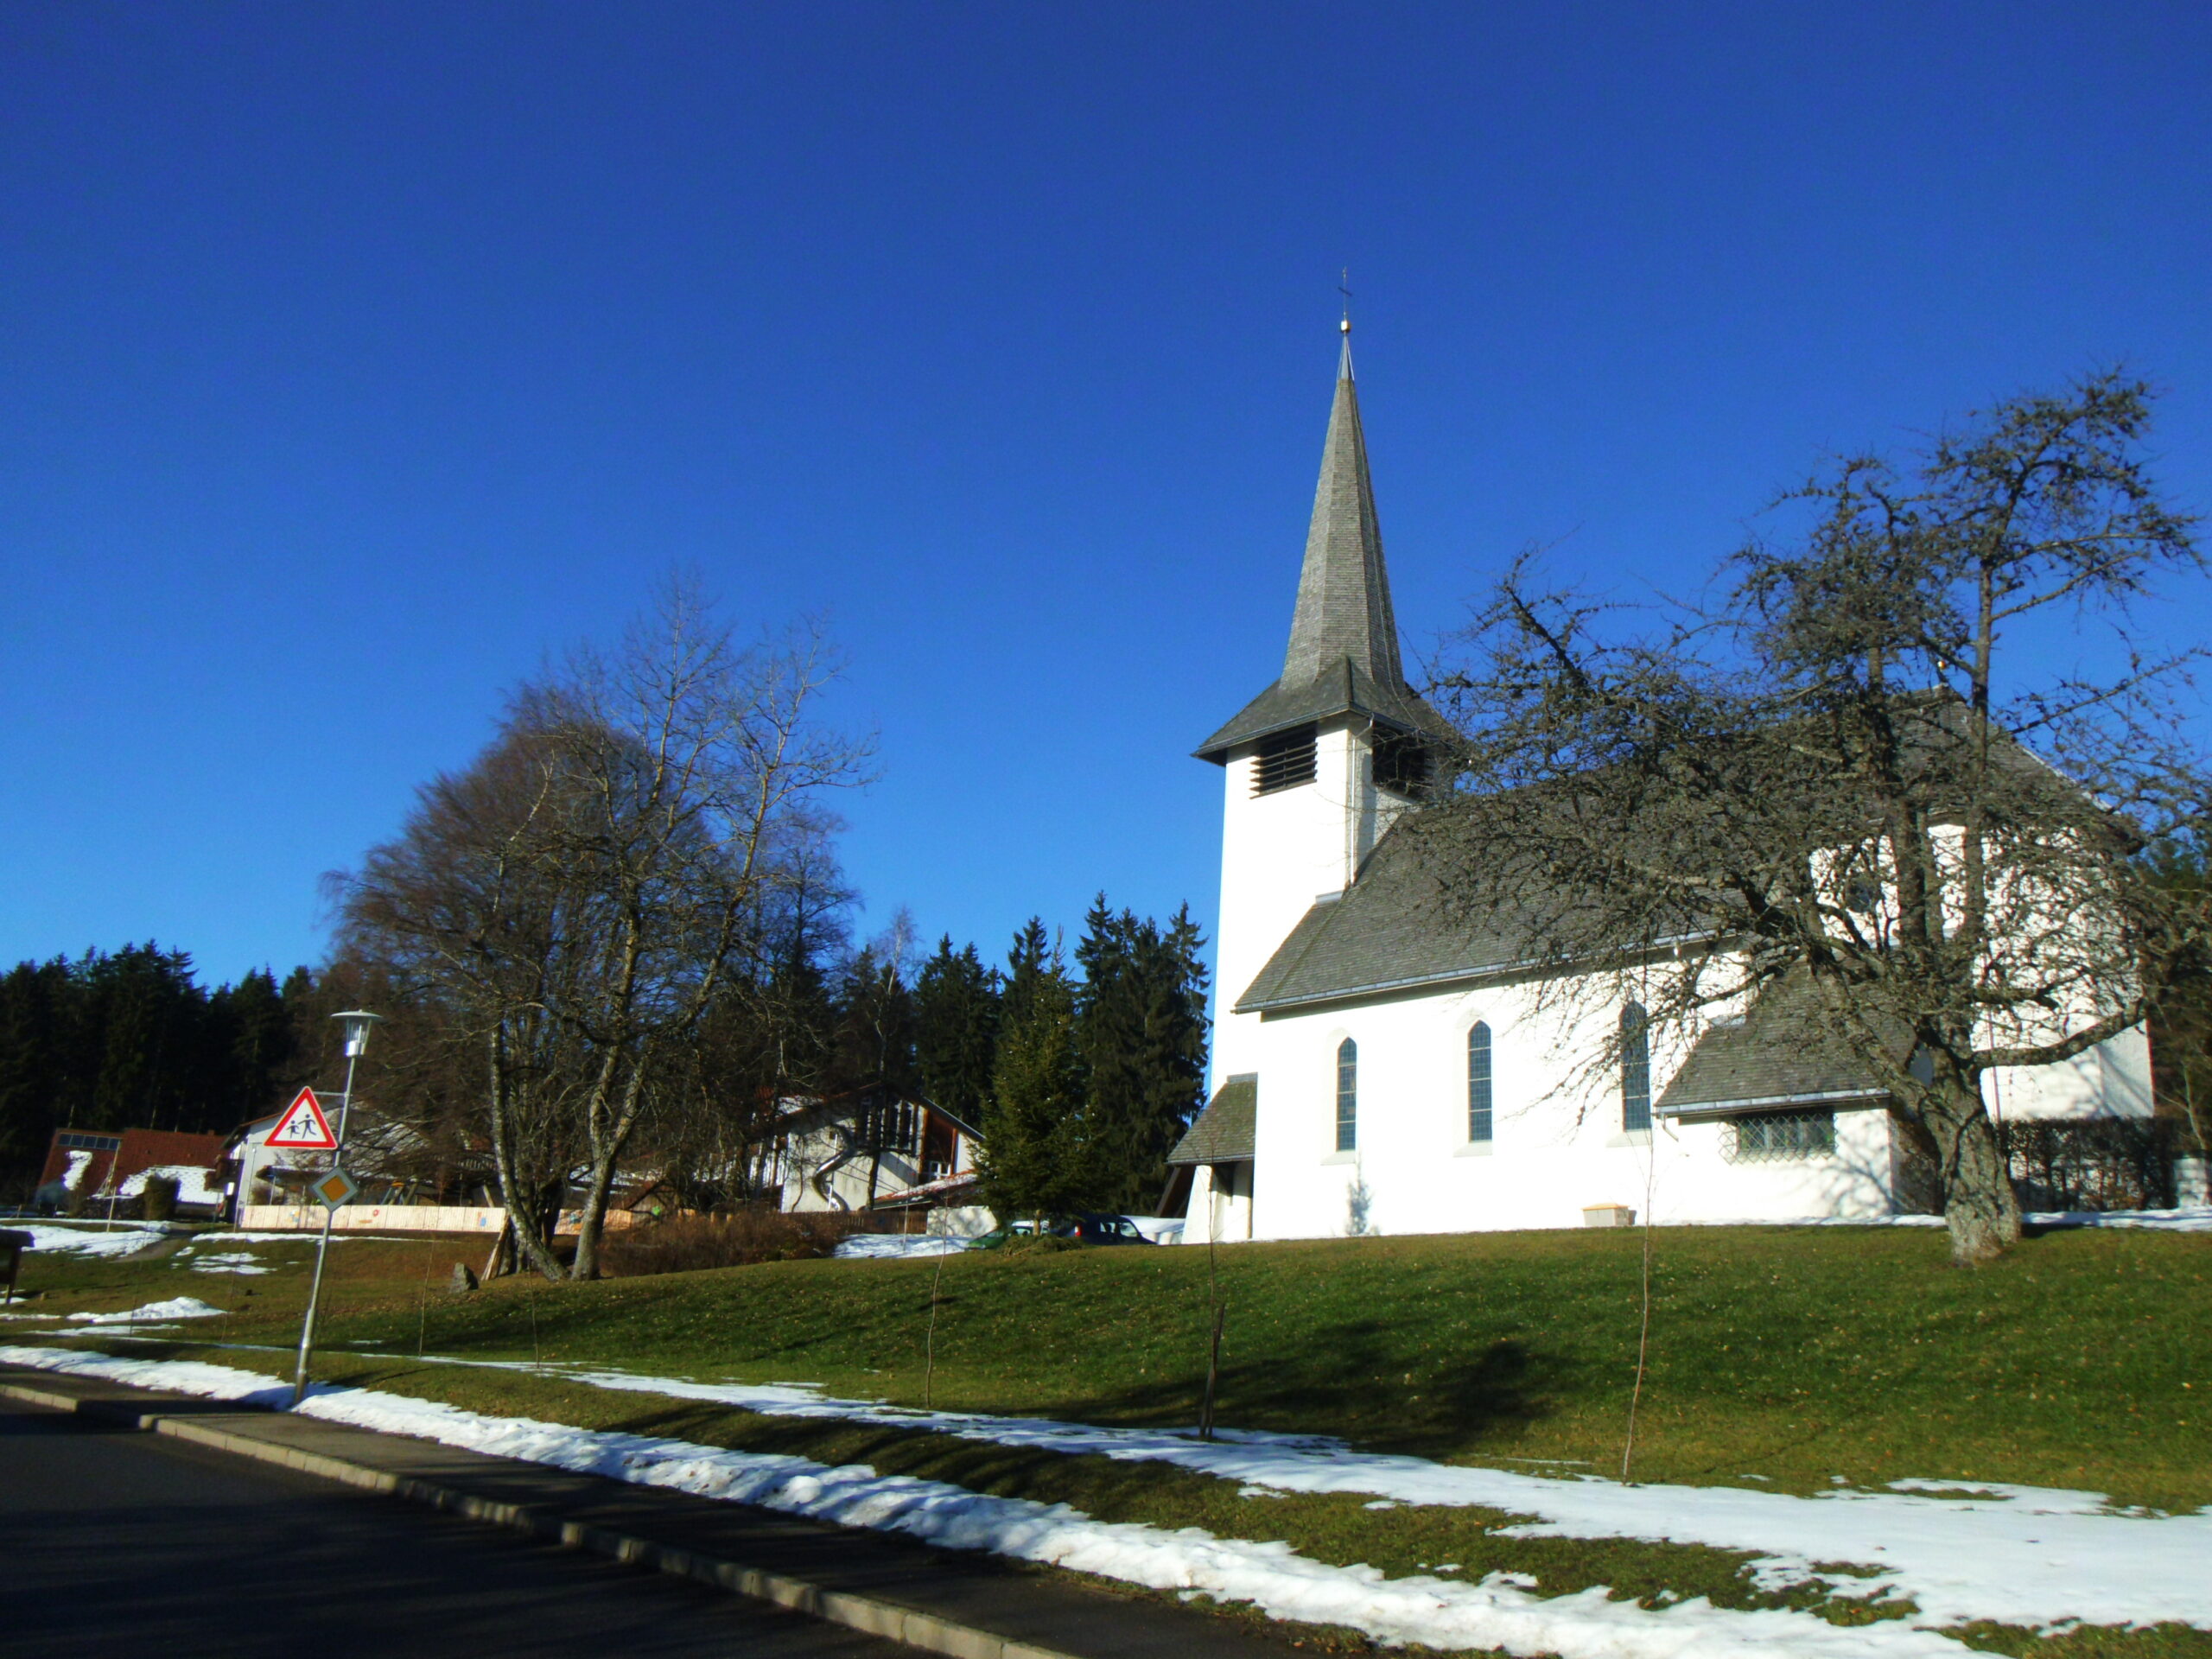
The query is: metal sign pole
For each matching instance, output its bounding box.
[290,1012,377,1409]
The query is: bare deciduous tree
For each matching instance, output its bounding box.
[1426,372,2208,1263]
[340,578,874,1277]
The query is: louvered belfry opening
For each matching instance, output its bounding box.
[1252,724,1319,795]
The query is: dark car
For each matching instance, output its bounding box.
[1048,1213,1155,1246]
[969,1213,1154,1249]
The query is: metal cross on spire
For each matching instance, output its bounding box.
[1338,267,1352,334]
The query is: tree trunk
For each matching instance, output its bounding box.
[484,1038,568,1282]
[571,1066,652,1281]
[569,1151,621,1281]
[1924,1072,2022,1266]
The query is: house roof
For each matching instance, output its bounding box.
[1196,334,1452,763]
[924,1099,985,1143]
[1235,828,1911,1114]
[38,1128,226,1191]
[872,1169,982,1208]
[1233,687,2115,1016]
[773,1091,984,1143]
[1235,817,1554,1012]
[1167,1074,1257,1165]
[1198,656,1453,761]
[1656,975,1901,1117]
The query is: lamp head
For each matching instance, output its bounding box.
[332,1008,383,1058]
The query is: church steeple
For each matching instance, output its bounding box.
[1281,332,1405,692]
[1194,325,1446,764]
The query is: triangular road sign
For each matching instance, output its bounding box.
[266,1087,338,1151]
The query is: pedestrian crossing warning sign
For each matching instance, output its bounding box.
[266,1088,338,1151]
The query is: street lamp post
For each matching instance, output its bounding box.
[290,1008,380,1408]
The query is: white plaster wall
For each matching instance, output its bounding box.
[1239,987,2158,1241]
[1184,1162,1255,1244]
[1246,984,1906,1240]
[1985,1026,2153,1122]
[1213,717,1406,1087]
[775,1125,924,1213]
[925,1205,997,1237]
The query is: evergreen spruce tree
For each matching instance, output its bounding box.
[1000,917,1050,1034]
[976,934,1086,1219]
[831,944,919,1096]
[1073,898,1210,1212]
[79,944,207,1134]
[0,947,372,1196]
[0,958,74,1192]
[211,967,299,1127]
[914,936,1000,1126]
[764,920,842,1100]
[1153,901,1212,1181]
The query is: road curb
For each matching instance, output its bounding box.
[0,1375,1082,1659]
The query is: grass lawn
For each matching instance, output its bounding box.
[13,1221,2211,1656]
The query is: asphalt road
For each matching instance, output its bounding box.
[0,1396,911,1658]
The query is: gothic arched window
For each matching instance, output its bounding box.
[1467,1023,1494,1143]
[1620,1002,1652,1133]
[1335,1039,1357,1152]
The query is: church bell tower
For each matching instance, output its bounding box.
[1194,323,1448,1086]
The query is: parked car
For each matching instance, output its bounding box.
[966,1219,1039,1250]
[1058,1213,1154,1245]
[967,1213,1154,1249]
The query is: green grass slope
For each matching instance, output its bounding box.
[38,1220,2196,1510]
[17,1223,2212,1656]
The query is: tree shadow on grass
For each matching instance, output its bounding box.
[1037,1323,1560,1459]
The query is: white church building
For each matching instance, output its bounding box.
[1166,329,2155,1244]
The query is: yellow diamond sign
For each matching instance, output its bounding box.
[311,1167,359,1211]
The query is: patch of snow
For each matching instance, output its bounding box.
[0,1344,287,1404]
[1686,1206,2212,1233]
[118,1163,223,1206]
[833,1234,971,1260]
[186,1252,271,1276]
[836,1219,1185,1256]
[0,1344,1991,1659]
[16,1224,165,1258]
[2023,1205,2212,1232]
[448,1362,2212,1636]
[65,1297,227,1325]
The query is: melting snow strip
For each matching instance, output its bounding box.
[0,1342,1981,1659]
[14,1224,168,1258]
[65,1297,228,1325]
[390,1357,2212,1635]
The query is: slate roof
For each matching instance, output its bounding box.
[1198,657,1453,761]
[1656,975,1900,1116]
[1236,838,1906,1115]
[1167,1074,1258,1165]
[1234,819,1546,1011]
[1232,690,2107,1015]
[1197,335,1453,762]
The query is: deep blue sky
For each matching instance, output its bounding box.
[4,2,2209,991]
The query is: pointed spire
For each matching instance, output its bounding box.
[1192,321,1447,764]
[1281,321,1407,691]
